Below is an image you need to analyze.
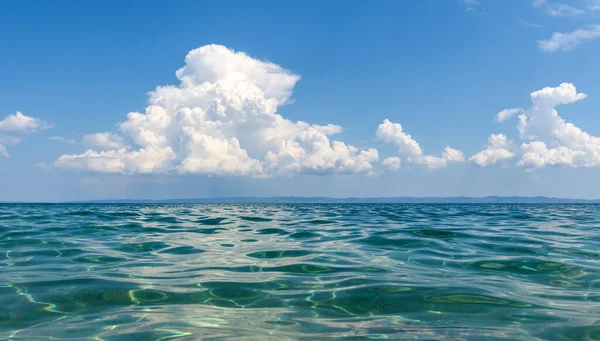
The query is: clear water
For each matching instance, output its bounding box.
[1,204,599,340]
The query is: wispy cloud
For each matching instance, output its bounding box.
[589,0,600,10]
[538,25,600,52]
[533,0,547,7]
[518,19,543,28]
[546,3,585,16]
[49,136,76,144]
[459,0,480,12]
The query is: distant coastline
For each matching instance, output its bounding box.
[3,196,600,204]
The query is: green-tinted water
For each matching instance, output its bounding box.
[1,204,599,340]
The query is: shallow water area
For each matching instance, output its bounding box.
[1,203,600,340]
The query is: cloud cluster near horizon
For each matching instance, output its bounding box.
[377,119,465,170]
[54,45,379,176]
[42,46,600,175]
[473,82,600,169]
[45,46,600,174]
[0,112,52,157]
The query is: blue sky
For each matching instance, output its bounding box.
[1,0,600,201]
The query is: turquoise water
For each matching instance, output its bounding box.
[1,204,599,340]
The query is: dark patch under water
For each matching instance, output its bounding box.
[1,204,600,340]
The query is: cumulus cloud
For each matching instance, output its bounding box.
[54,45,379,176]
[0,111,52,133]
[538,25,600,52]
[82,132,124,150]
[496,108,524,122]
[469,134,515,167]
[0,111,52,157]
[496,83,600,169]
[381,157,401,171]
[376,119,465,169]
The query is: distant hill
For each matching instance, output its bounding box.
[59,196,600,204]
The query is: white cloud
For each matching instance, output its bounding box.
[590,0,600,10]
[533,0,547,8]
[382,157,401,171]
[496,108,524,122]
[538,25,600,52]
[376,119,464,169]
[546,3,585,16]
[55,147,176,174]
[443,146,466,162]
[469,134,515,167]
[55,45,379,176]
[498,83,600,169]
[50,136,76,144]
[82,132,123,149]
[518,141,586,168]
[0,111,52,133]
[0,111,52,156]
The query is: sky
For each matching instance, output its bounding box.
[1,0,600,201]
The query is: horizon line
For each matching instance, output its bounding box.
[2,195,600,204]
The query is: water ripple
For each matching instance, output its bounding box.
[1,203,600,340]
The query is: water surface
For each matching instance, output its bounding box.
[1,204,599,340]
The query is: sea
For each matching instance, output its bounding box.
[1,204,599,340]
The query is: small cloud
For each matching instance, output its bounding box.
[382,157,401,171]
[0,111,53,156]
[496,108,524,122]
[538,25,600,52]
[50,136,76,144]
[0,111,52,134]
[469,134,515,167]
[546,3,585,16]
[458,0,480,12]
[518,19,543,29]
[533,0,547,7]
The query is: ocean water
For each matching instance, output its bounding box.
[1,204,599,340]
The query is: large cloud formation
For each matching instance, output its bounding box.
[0,111,52,157]
[473,83,600,169]
[55,45,378,176]
[49,46,600,174]
[376,119,465,169]
[515,83,600,168]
